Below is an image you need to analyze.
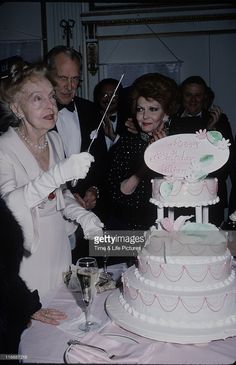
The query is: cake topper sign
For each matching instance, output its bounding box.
[144,130,230,180]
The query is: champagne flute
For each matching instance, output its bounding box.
[76,257,99,332]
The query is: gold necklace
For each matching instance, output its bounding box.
[17,127,48,151]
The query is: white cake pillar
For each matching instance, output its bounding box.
[157,207,164,219]
[168,208,174,220]
[195,206,203,223]
[203,206,209,224]
[157,207,164,230]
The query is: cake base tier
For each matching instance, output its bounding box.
[106,289,236,344]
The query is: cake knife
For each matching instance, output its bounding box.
[71,73,125,187]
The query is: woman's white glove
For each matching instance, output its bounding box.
[79,212,104,240]
[63,196,104,240]
[24,152,94,208]
[53,152,94,186]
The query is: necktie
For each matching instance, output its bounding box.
[57,100,75,112]
[109,114,117,123]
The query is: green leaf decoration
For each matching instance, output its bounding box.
[199,154,214,165]
[207,131,222,145]
[160,181,173,199]
[193,171,208,181]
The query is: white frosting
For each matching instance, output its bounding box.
[151,177,219,208]
[107,135,236,343]
[143,227,227,260]
[119,293,236,330]
[117,225,236,342]
[121,267,236,328]
[134,265,235,292]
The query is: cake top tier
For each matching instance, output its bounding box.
[144,217,227,259]
[144,130,230,181]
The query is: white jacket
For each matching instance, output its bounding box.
[0,127,79,254]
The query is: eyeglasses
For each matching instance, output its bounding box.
[101,92,118,99]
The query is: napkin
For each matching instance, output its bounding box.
[65,332,157,363]
[63,264,117,293]
[63,264,80,291]
[95,272,116,293]
[57,312,109,337]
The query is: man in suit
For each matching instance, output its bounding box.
[169,75,235,226]
[45,46,107,262]
[45,46,107,214]
[93,78,128,151]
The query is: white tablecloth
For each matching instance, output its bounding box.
[19,265,236,364]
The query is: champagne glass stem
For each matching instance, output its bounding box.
[103,256,108,273]
[103,256,113,278]
[84,303,90,332]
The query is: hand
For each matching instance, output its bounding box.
[56,152,94,185]
[31,308,67,325]
[151,121,168,141]
[125,118,138,134]
[24,152,94,209]
[73,193,86,208]
[208,105,222,129]
[120,175,140,195]
[63,196,104,238]
[74,188,98,210]
[83,189,97,210]
[76,212,104,240]
[84,226,104,240]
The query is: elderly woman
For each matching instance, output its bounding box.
[0,61,103,302]
[105,72,179,230]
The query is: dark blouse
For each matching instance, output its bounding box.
[105,132,158,230]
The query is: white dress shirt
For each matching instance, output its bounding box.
[105,113,119,151]
[56,106,81,157]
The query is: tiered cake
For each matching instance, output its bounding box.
[106,130,236,344]
[150,176,219,208]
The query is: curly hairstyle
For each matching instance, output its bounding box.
[129,72,180,117]
[0,61,48,132]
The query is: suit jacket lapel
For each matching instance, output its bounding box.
[74,98,92,151]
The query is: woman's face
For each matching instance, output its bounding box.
[13,76,58,133]
[136,96,167,134]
